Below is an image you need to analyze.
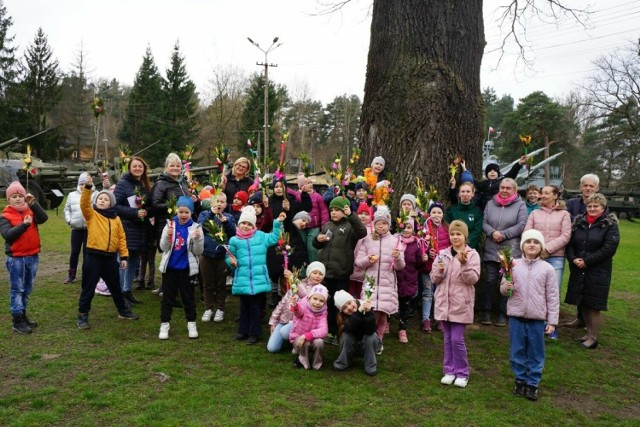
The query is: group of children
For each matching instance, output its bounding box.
[1,153,561,401]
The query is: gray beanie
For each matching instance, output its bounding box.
[400,194,416,208]
[293,211,312,223]
[95,190,116,208]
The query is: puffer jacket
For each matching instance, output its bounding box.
[525,203,571,257]
[80,186,128,258]
[430,246,481,324]
[197,209,236,258]
[0,202,48,256]
[289,299,328,342]
[565,213,620,311]
[159,219,204,276]
[349,227,372,283]
[396,235,423,298]
[500,257,559,324]
[64,186,96,230]
[149,173,197,245]
[482,195,527,262]
[354,231,406,315]
[268,280,313,326]
[314,213,367,279]
[114,173,149,252]
[226,220,282,295]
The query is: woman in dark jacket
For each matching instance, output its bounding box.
[222,157,253,213]
[565,193,620,349]
[114,156,151,304]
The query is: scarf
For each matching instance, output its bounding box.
[586,212,603,225]
[232,203,244,212]
[236,228,256,240]
[495,192,518,207]
[93,204,117,219]
[400,234,416,246]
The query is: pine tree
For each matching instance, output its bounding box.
[162,41,198,156]
[0,0,23,138]
[118,46,165,167]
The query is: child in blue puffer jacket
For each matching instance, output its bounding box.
[226,206,285,345]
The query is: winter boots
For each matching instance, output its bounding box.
[12,313,32,334]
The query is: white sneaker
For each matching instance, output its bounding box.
[454,377,468,388]
[213,310,224,322]
[440,374,456,385]
[201,309,213,322]
[159,322,170,340]
[187,321,198,339]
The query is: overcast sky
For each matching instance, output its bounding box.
[4,0,639,106]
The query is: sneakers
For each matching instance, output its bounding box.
[124,291,142,304]
[513,380,526,397]
[118,309,139,320]
[77,313,90,330]
[63,275,75,284]
[213,310,224,322]
[525,384,539,401]
[201,309,213,322]
[246,336,258,345]
[494,313,507,327]
[422,320,432,333]
[547,329,559,340]
[454,377,469,388]
[376,339,384,355]
[159,322,170,339]
[440,374,456,385]
[398,330,408,343]
[480,311,492,326]
[187,321,198,339]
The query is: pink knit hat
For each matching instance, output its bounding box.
[308,284,328,301]
[6,181,26,200]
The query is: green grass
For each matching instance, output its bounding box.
[1,209,639,426]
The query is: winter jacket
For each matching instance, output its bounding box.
[396,236,423,298]
[565,213,620,311]
[430,246,481,324]
[149,173,197,245]
[421,222,451,273]
[197,209,236,258]
[0,202,48,256]
[500,257,559,324]
[158,218,204,276]
[113,172,149,252]
[226,220,282,295]
[314,213,367,279]
[222,172,252,214]
[289,300,329,342]
[340,300,376,341]
[525,203,571,257]
[354,232,406,315]
[64,186,96,230]
[445,202,483,250]
[566,197,586,220]
[268,280,313,326]
[80,186,128,259]
[482,195,528,262]
[289,188,329,229]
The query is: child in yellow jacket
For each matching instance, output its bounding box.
[76,175,139,329]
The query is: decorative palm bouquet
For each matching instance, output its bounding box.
[204,219,227,244]
[498,246,515,297]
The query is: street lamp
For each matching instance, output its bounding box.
[247,36,282,167]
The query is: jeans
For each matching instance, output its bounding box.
[442,321,469,378]
[6,255,39,315]
[421,273,434,322]
[482,261,507,314]
[267,322,293,353]
[333,332,378,375]
[509,317,546,387]
[119,249,140,293]
[545,256,565,294]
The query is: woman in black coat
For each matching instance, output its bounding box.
[565,193,620,349]
[221,157,253,213]
[114,156,151,304]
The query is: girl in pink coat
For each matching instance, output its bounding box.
[430,220,481,389]
[354,207,405,355]
[289,284,329,370]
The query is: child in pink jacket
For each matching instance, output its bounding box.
[354,206,405,355]
[289,284,329,370]
[500,229,559,401]
[431,220,481,389]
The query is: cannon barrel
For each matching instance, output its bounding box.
[0,137,19,150]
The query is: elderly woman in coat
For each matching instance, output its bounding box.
[565,193,620,349]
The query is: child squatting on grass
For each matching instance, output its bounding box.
[76,175,139,329]
[430,220,481,389]
[0,181,48,334]
[289,284,329,370]
[500,229,559,401]
[158,196,204,340]
[332,289,378,376]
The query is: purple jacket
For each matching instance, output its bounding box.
[354,232,406,315]
[396,236,423,298]
[289,299,328,342]
[524,203,571,258]
[500,257,559,325]
[430,246,481,324]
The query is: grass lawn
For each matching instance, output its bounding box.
[1,207,639,426]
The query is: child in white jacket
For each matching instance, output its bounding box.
[501,229,559,401]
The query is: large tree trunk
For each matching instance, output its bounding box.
[359,0,485,207]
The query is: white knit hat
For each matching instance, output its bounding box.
[306,261,326,277]
[520,229,545,252]
[371,156,385,168]
[238,205,257,227]
[334,290,355,311]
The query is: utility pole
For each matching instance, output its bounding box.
[247,36,282,167]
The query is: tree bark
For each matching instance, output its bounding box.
[359,0,485,206]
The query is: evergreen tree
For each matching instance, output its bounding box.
[162,41,199,156]
[118,46,165,167]
[0,0,23,138]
